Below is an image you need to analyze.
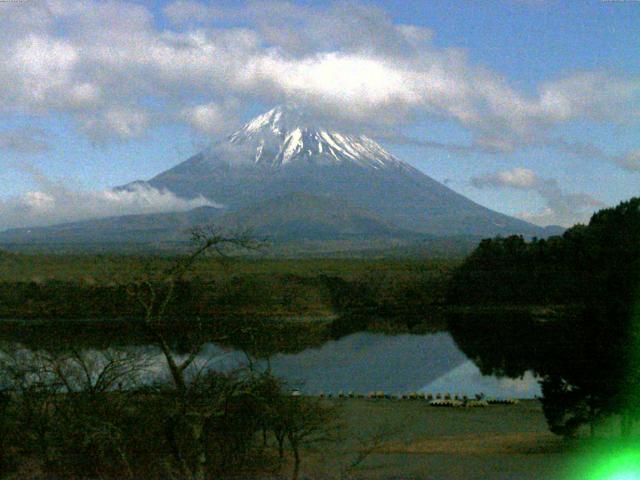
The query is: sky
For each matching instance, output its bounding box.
[0,0,639,229]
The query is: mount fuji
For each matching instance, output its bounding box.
[139,105,546,236]
[0,105,559,253]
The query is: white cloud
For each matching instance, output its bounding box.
[0,182,217,230]
[614,149,640,172]
[471,167,539,189]
[180,101,239,135]
[0,0,636,156]
[79,107,150,143]
[246,52,420,122]
[163,0,223,25]
[242,1,432,58]
[547,139,640,173]
[182,104,225,134]
[0,161,218,230]
[472,168,604,227]
[0,127,51,154]
[537,72,640,123]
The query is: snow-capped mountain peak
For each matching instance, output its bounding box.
[234,104,305,137]
[108,105,548,242]
[224,105,415,171]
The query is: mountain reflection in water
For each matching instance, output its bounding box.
[155,332,540,398]
[1,331,540,398]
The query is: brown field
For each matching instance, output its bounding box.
[296,399,582,480]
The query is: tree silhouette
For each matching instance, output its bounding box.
[448,197,640,437]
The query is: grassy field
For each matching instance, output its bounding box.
[0,254,456,325]
[297,399,583,480]
[0,253,457,283]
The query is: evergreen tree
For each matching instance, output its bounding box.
[448,198,640,437]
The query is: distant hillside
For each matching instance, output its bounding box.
[218,192,421,241]
[0,206,222,245]
[0,196,479,257]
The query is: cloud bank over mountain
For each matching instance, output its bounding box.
[0,0,637,154]
[472,167,604,226]
[0,164,216,229]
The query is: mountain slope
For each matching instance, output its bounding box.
[219,191,419,240]
[0,207,222,245]
[0,192,417,250]
[0,105,559,253]
[141,105,545,237]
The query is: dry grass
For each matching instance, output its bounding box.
[296,400,574,479]
[382,431,562,455]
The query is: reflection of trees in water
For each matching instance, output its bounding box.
[447,198,640,438]
[0,337,338,479]
[0,315,329,354]
[0,310,444,360]
[0,227,341,480]
[447,310,553,379]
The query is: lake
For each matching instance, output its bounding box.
[210,332,540,397]
[1,330,539,398]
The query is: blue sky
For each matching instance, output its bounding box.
[0,0,638,229]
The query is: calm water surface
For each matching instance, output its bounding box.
[1,328,540,398]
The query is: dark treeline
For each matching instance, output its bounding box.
[0,276,446,354]
[0,276,338,320]
[448,198,640,438]
[0,317,329,358]
[0,260,452,347]
[447,231,593,306]
[0,271,449,319]
[0,273,447,321]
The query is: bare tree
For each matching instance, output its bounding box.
[129,228,258,395]
[127,226,260,480]
[0,343,150,479]
[44,348,149,396]
[337,425,400,480]
[270,396,339,480]
[0,345,62,466]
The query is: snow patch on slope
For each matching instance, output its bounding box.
[225,105,417,172]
